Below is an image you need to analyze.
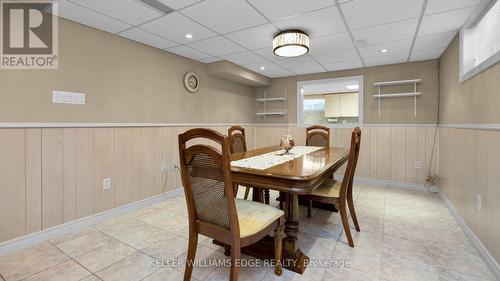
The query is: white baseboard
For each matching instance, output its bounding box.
[439,190,500,280]
[0,188,183,257]
[334,175,430,192]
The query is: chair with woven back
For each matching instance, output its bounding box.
[228,126,270,204]
[178,128,285,281]
[304,127,361,247]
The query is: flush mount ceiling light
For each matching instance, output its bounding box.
[380,48,389,53]
[273,30,310,57]
[346,85,359,90]
[260,66,265,70]
[185,33,193,39]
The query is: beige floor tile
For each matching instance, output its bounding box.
[332,243,381,275]
[95,252,159,281]
[80,275,103,281]
[142,267,185,281]
[298,232,336,260]
[379,253,439,281]
[435,267,494,281]
[109,222,169,250]
[302,220,343,240]
[141,234,188,261]
[23,260,91,281]
[51,229,115,257]
[0,243,69,281]
[139,213,188,233]
[323,267,380,281]
[203,260,268,281]
[339,230,382,249]
[185,245,227,280]
[73,239,137,272]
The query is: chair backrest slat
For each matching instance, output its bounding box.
[339,127,361,201]
[228,126,247,153]
[306,125,330,147]
[178,128,239,236]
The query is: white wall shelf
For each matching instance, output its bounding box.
[256,90,287,118]
[256,97,287,102]
[373,79,421,118]
[373,79,421,86]
[255,112,288,116]
[373,92,421,98]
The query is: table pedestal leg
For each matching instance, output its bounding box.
[282,193,309,274]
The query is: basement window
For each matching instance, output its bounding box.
[460,0,500,82]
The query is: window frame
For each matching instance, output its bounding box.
[297,76,364,128]
[459,0,500,82]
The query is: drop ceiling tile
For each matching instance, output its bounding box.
[263,69,296,78]
[309,32,354,55]
[275,55,326,75]
[199,57,222,63]
[119,28,179,49]
[253,47,282,61]
[139,13,216,44]
[359,39,412,58]
[341,0,424,30]
[188,37,246,56]
[244,62,284,73]
[413,31,456,51]
[352,18,418,46]
[220,51,268,65]
[419,6,476,36]
[68,0,162,25]
[225,24,279,50]
[364,52,408,67]
[273,7,346,38]
[247,0,335,22]
[181,0,267,34]
[425,0,481,15]
[156,0,203,10]
[56,0,131,33]
[166,45,211,60]
[323,59,363,72]
[311,48,359,64]
[409,47,446,61]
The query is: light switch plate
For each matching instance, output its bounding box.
[414,160,421,169]
[53,90,85,105]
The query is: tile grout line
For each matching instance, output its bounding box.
[333,0,366,67]
[407,0,429,62]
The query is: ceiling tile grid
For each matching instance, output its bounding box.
[55,0,482,78]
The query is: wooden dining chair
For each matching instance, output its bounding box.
[179,128,285,281]
[228,126,270,204]
[280,125,332,209]
[305,125,330,147]
[304,127,361,247]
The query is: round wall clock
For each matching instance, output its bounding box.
[184,72,200,93]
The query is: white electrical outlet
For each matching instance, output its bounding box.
[160,163,168,173]
[102,178,112,190]
[476,193,482,210]
[414,160,421,169]
[53,90,85,105]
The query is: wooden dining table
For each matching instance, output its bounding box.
[230,145,349,274]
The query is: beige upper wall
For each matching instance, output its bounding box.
[254,60,439,124]
[439,36,500,124]
[0,18,254,124]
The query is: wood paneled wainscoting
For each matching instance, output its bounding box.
[439,126,500,265]
[254,125,439,187]
[0,124,437,246]
[0,125,256,244]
